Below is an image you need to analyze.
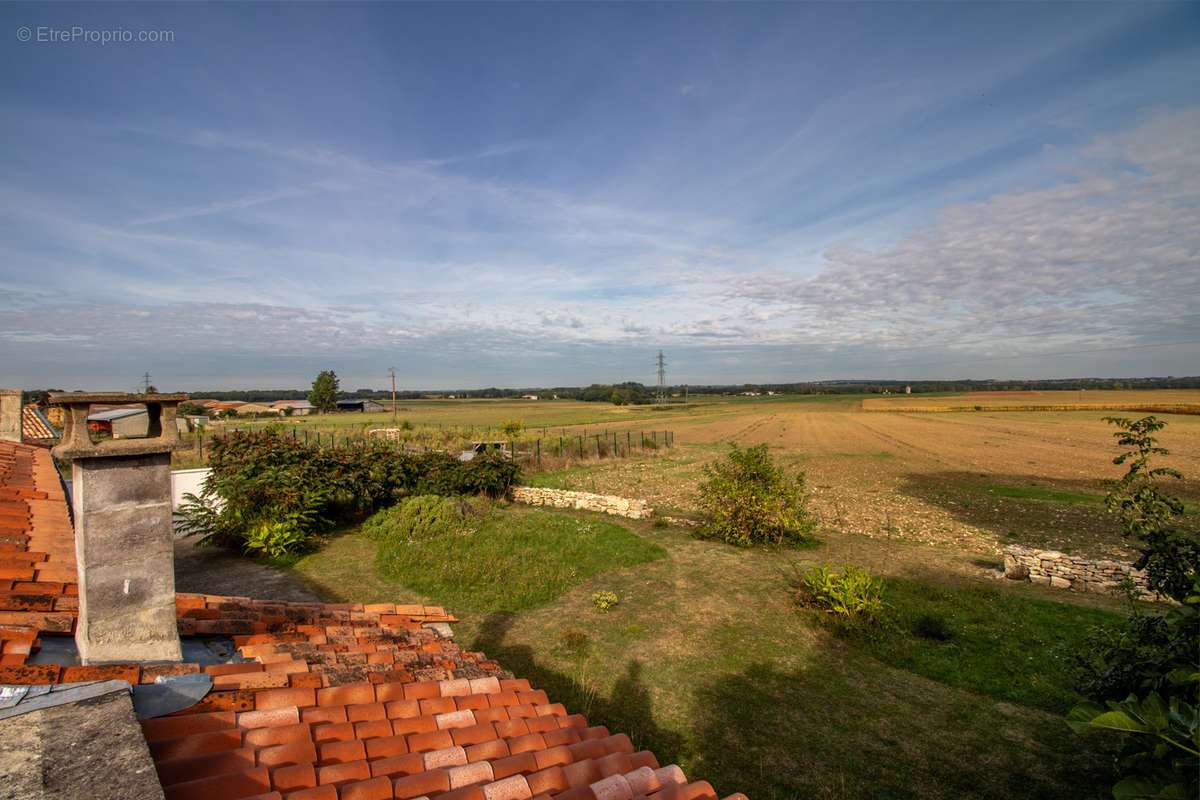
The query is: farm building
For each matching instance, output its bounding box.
[86,406,148,438]
[231,402,279,415]
[336,398,385,413]
[271,399,314,415]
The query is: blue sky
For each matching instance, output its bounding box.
[1,2,1198,391]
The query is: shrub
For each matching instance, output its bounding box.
[796,564,886,622]
[361,495,482,544]
[1067,578,1199,799]
[1063,417,1200,799]
[178,430,520,556]
[695,443,817,546]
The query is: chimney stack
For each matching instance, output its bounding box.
[50,392,188,664]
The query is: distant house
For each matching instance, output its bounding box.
[521,395,539,401]
[336,399,385,413]
[205,401,246,414]
[87,406,148,438]
[272,399,313,416]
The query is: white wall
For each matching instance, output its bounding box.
[170,467,212,510]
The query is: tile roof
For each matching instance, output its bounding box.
[0,439,744,800]
[20,404,59,441]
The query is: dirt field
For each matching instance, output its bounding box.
[861,388,1200,412]
[532,395,1200,561]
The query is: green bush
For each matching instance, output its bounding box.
[1063,416,1200,799]
[178,430,520,556]
[361,495,482,544]
[795,564,887,622]
[695,443,817,547]
[1067,580,1199,800]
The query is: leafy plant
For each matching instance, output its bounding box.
[244,518,309,558]
[1068,687,1198,800]
[1066,575,1200,798]
[591,590,619,612]
[1102,416,1197,602]
[694,443,817,547]
[796,564,887,622]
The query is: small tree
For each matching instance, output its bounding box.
[695,443,817,547]
[309,370,341,414]
[1064,416,1199,800]
[501,419,523,439]
[1102,416,1197,602]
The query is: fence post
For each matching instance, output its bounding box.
[653,431,658,447]
[595,434,601,455]
[578,436,584,458]
[536,439,541,465]
[627,431,631,452]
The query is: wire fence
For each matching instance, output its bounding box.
[172,425,675,470]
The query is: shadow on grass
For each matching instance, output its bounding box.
[688,661,1115,800]
[474,613,1114,800]
[897,471,1126,554]
[473,611,684,763]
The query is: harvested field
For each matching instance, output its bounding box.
[529,395,1200,561]
[861,388,1200,413]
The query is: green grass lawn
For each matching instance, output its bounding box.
[372,507,667,612]
[285,503,1124,799]
[832,577,1121,713]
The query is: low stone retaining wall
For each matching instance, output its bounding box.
[1002,544,1162,600]
[510,486,652,520]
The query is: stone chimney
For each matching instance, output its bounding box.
[0,390,21,442]
[50,392,188,664]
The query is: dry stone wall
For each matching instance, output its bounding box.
[1002,544,1164,600]
[510,486,652,520]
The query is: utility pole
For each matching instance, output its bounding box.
[388,368,398,424]
[655,351,667,406]
[142,372,152,393]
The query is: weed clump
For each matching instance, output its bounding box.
[795,564,886,623]
[591,590,619,612]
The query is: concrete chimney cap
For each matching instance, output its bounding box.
[50,392,190,460]
[48,392,188,405]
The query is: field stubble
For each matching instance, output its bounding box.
[532,399,1200,562]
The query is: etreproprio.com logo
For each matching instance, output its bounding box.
[16,25,175,44]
